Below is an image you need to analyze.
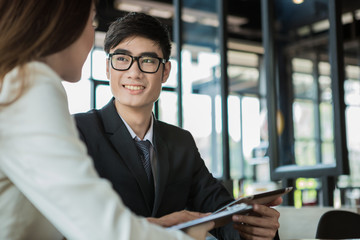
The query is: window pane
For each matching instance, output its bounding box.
[320,102,333,141]
[182,94,217,174]
[242,97,261,162]
[92,49,108,81]
[292,58,313,73]
[95,85,112,109]
[344,79,360,106]
[292,72,315,99]
[158,91,177,126]
[293,100,315,139]
[163,58,177,88]
[242,97,262,180]
[319,75,332,102]
[229,95,242,179]
[63,54,91,114]
[321,142,335,164]
[228,51,259,94]
[63,79,91,114]
[346,106,360,151]
[295,140,316,166]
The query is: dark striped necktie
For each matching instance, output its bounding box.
[134,139,155,210]
[134,140,153,182]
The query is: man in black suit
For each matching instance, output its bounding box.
[75,12,281,239]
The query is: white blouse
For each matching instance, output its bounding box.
[0,62,193,240]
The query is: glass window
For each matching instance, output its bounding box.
[292,72,315,99]
[183,93,214,172]
[158,91,178,126]
[92,49,108,81]
[163,59,178,88]
[320,102,333,141]
[62,53,91,114]
[180,0,224,176]
[293,100,315,140]
[242,97,261,163]
[229,95,242,179]
[95,85,112,109]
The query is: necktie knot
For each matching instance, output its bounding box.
[135,140,151,157]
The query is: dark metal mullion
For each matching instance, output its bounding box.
[162,86,176,92]
[329,0,349,175]
[218,0,230,181]
[173,0,183,128]
[154,101,159,119]
[90,49,96,109]
[322,176,335,206]
[261,0,279,179]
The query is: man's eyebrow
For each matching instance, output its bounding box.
[140,52,159,58]
[111,49,159,58]
[112,49,130,55]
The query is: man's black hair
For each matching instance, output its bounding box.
[104,12,171,60]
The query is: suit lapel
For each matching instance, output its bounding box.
[99,99,154,213]
[152,119,170,216]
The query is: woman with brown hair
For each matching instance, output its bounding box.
[0,1,213,239]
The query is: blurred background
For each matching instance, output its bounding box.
[63,0,360,209]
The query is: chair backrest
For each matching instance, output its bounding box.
[316,210,360,239]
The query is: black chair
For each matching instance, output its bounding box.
[316,210,360,239]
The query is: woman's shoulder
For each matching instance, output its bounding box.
[1,61,64,105]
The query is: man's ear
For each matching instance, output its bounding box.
[161,61,171,83]
[106,59,110,79]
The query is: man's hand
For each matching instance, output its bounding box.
[232,197,282,240]
[147,210,210,227]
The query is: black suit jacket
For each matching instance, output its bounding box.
[74,99,279,240]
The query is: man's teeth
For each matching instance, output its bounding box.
[124,85,144,90]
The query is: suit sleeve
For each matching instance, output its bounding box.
[182,131,242,240]
[182,130,281,240]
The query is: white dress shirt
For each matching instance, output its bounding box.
[0,62,193,240]
[119,114,157,186]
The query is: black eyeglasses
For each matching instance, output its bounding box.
[108,53,167,74]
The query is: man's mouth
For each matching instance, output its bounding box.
[123,85,145,91]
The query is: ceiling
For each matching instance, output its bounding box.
[96,0,360,56]
[96,0,263,43]
[94,0,360,94]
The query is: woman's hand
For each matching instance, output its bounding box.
[147,210,210,227]
[185,221,215,240]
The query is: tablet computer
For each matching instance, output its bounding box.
[212,187,293,215]
[169,203,253,230]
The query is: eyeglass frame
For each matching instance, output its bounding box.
[108,53,168,74]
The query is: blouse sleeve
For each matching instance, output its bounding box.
[0,63,193,240]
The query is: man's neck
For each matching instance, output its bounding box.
[115,102,152,140]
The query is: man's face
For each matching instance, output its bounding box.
[107,36,171,112]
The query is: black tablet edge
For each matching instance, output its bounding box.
[212,186,293,215]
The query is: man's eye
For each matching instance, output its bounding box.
[142,57,156,64]
[117,57,128,62]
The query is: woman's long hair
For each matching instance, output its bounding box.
[0,0,93,106]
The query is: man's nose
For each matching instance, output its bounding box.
[128,59,142,74]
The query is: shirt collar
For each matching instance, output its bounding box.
[119,114,154,146]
